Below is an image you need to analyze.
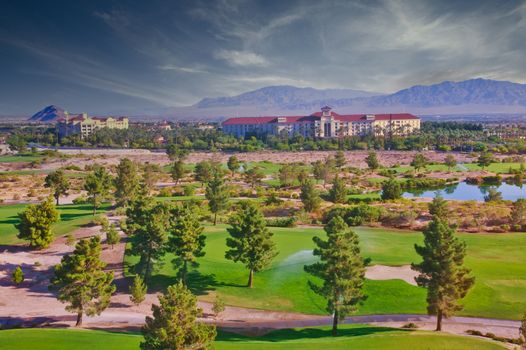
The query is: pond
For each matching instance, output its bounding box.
[403,181,526,201]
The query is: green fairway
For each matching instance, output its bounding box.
[392,162,524,174]
[125,225,526,320]
[0,203,109,245]
[0,154,44,163]
[0,326,506,350]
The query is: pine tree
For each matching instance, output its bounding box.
[127,196,168,281]
[12,266,24,285]
[44,169,70,205]
[16,197,60,249]
[304,216,367,336]
[50,236,115,326]
[243,167,264,188]
[105,224,120,249]
[412,204,475,331]
[205,171,229,225]
[227,156,240,176]
[115,158,140,207]
[225,202,278,288]
[511,198,526,226]
[194,160,213,185]
[381,179,402,200]
[141,282,216,350]
[166,144,188,162]
[167,204,206,285]
[520,312,526,349]
[411,153,429,173]
[444,154,457,171]
[142,163,159,194]
[429,194,448,219]
[477,152,494,170]
[365,151,380,170]
[212,295,226,319]
[300,180,321,212]
[171,159,186,184]
[334,150,346,169]
[84,165,112,215]
[329,176,347,204]
[130,274,147,305]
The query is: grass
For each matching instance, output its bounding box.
[391,162,525,174]
[0,326,506,350]
[0,154,44,163]
[125,223,526,319]
[0,203,110,245]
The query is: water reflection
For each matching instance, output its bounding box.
[403,181,526,201]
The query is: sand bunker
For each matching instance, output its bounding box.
[365,265,418,286]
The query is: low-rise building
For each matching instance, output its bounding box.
[57,113,129,138]
[222,107,420,139]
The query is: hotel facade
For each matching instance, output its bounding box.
[57,113,129,138]
[222,107,420,139]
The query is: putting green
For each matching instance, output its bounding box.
[125,225,526,320]
[0,326,506,350]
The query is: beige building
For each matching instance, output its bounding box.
[222,107,420,138]
[58,113,129,138]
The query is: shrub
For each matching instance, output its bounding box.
[324,204,382,226]
[183,185,196,197]
[265,216,297,228]
[72,195,88,204]
[401,322,418,329]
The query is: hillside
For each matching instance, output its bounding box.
[28,105,67,123]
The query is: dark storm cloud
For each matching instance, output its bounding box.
[0,0,525,114]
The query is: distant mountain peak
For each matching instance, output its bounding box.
[29,105,67,122]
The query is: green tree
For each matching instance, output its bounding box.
[278,164,300,187]
[205,171,229,225]
[167,204,206,285]
[44,169,69,205]
[195,160,213,185]
[444,154,457,171]
[115,158,140,207]
[16,197,60,249]
[105,224,120,249]
[244,167,264,188]
[130,274,147,306]
[304,216,367,336]
[520,312,526,349]
[227,155,240,176]
[127,196,168,281]
[142,163,159,194]
[12,266,24,285]
[166,144,188,161]
[381,179,402,200]
[365,151,380,170]
[312,157,335,187]
[334,150,346,169]
[225,202,278,288]
[328,176,347,204]
[50,236,115,326]
[412,213,475,331]
[171,160,186,184]
[84,165,112,215]
[484,187,502,202]
[212,295,226,319]
[511,198,526,226]
[141,282,216,350]
[478,152,494,170]
[300,180,321,212]
[429,194,448,219]
[411,153,429,173]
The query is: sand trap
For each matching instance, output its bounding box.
[365,265,418,286]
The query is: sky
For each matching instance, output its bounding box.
[1,0,525,115]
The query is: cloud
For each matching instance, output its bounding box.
[213,50,269,66]
[158,65,208,74]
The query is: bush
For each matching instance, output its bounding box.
[72,195,88,204]
[401,322,418,329]
[324,204,382,226]
[183,185,196,197]
[265,216,297,228]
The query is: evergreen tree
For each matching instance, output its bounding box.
[84,165,112,215]
[227,155,240,176]
[278,164,300,187]
[166,144,188,162]
[105,224,120,249]
[334,150,346,169]
[12,266,24,285]
[115,158,140,207]
[243,167,264,188]
[205,171,229,225]
[141,282,216,350]
[130,274,147,306]
[167,204,206,285]
[142,163,159,194]
[312,157,335,187]
[511,198,526,226]
[50,236,115,326]
[44,169,69,205]
[412,211,475,331]
[444,154,457,171]
[171,159,186,184]
[127,196,168,280]
[304,216,367,336]
[411,153,429,173]
[429,194,448,219]
[381,179,402,200]
[225,202,278,288]
[365,151,380,170]
[477,152,494,170]
[300,179,321,212]
[195,160,213,185]
[520,312,526,349]
[16,197,59,249]
[329,176,347,204]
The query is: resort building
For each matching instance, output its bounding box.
[57,113,129,138]
[222,107,420,139]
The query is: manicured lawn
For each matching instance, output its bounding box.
[0,154,44,163]
[0,203,109,245]
[392,162,525,174]
[0,326,506,350]
[125,225,526,320]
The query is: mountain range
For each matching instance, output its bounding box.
[29,78,526,122]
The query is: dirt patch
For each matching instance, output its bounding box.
[365,265,418,286]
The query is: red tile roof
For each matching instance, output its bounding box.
[222,112,418,125]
